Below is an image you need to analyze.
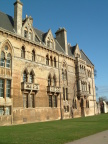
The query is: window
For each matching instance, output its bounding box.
[48,74,51,86]
[6,53,11,68]
[21,46,25,58]
[5,107,11,115]
[29,72,33,83]
[32,50,35,61]
[28,32,32,40]
[50,56,53,67]
[30,95,34,108]
[49,95,57,107]
[49,96,52,107]
[64,106,69,112]
[0,51,5,67]
[47,41,50,47]
[23,71,27,82]
[23,94,28,108]
[54,57,56,67]
[0,107,4,116]
[6,80,11,97]
[24,30,27,38]
[86,100,89,108]
[53,96,57,107]
[53,75,56,86]
[63,88,65,101]
[0,79,4,97]
[66,88,68,100]
[46,55,49,65]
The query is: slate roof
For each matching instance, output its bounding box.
[0,11,14,33]
[0,11,94,66]
[80,50,94,66]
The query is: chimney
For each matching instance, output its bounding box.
[55,28,68,55]
[14,0,23,35]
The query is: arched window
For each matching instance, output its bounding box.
[0,51,5,67]
[50,56,53,67]
[21,46,25,58]
[48,74,51,86]
[23,70,27,82]
[46,55,49,65]
[64,70,67,80]
[32,50,35,61]
[28,29,32,40]
[6,53,11,68]
[24,27,28,38]
[54,57,56,67]
[29,72,33,83]
[53,75,56,86]
[62,69,64,80]
[47,40,50,48]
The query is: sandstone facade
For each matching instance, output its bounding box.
[0,0,96,126]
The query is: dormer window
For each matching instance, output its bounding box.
[24,27,28,38]
[47,40,50,48]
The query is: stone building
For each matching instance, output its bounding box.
[0,0,96,125]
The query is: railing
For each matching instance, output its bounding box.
[21,82,39,91]
[47,86,61,93]
[77,90,89,96]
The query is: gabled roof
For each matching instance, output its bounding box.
[0,11,14,33]
[80,50,94,66]
[0,11,94,66]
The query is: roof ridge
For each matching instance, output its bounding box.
[80,49,94,66]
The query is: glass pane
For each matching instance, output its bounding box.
[0,107,4,116]
[6,80,11,97]
[0,79,4,97]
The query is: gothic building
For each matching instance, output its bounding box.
[0,0,96,125]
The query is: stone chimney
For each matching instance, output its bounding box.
[14,0,23,35]
[55,28,68,55]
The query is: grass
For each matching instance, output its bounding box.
[0,114,108,144]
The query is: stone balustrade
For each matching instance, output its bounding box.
[21,82,39,91]
[47,86,61,93]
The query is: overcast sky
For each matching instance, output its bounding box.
[0,0,108,99]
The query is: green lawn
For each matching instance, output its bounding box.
[0,114,108,144]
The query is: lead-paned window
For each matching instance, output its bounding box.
[53,96,57,107]
[49,96,52,107]
[6,80,11,97]
[0,79,4,97]
[0,51,5,67]
[21,47,25,58]
[30,95,34,108]
[0,107,4,116]
[23,71,27,82]
[32,50,35,61]
[5,107,11,115]
[66,88,68,100]
[63,88,65,101]
[6,53,11,68]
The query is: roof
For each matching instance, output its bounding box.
[80,50,94,66]
[0,11,14,33]
[0,11,94,66]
